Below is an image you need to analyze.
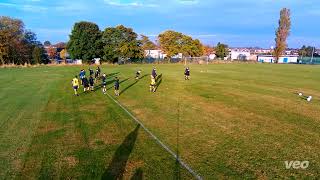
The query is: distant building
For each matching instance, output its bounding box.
[257,55,298,63]
[229,49,251,60]
[145,50,166,59]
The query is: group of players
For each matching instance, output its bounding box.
[71,66,191,96]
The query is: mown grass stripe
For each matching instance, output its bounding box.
[105,92,203,180]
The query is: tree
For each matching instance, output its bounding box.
[44,41,51,46]
[67,21,103,63]
[203,45,215,56]
[0,16,45,65]
[60,49,67,63]
[299,45,316,57]
[102,25,143,63]
[47,46,57,61]
[215,42,229,59]
[158,30,204,58]
[274,8,291,63]
[32,46,42,64]
[140,35,156,50]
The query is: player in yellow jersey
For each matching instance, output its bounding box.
[150,75,156,92]
[72,75,80,96]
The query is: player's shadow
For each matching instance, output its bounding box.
[120,81,138,95]
[137,74,149,80]
[106,72,119,79]
[130,168,143,180]
[102,125,140,180]
[155,74,163,92]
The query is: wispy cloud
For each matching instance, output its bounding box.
[176,0,199,5]
[104,0,158,7]
[0,2,47,13]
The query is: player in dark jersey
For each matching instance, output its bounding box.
[89,75,95,91]
[82,76,90,92]
[184,67,190,80]
[135,70,142,80]
[114,77,120,96]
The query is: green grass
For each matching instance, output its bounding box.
[1,63,320,179]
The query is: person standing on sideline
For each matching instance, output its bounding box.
[95,69,99,82]
[114,77,120,96]
[184,67,190,80]
[72,76,80,96]
[89,68,94,77]
[101,73,107,94]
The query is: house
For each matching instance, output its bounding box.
[229,49,251,60]
[145,50,166,59]
[257,55,298,63]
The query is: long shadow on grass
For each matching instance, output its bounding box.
[155,74,163,92]
[102,125,140,180]
[120,74,149,95]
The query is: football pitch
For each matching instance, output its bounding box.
[1,63,320,179]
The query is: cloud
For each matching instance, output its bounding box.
[0,2,47,12]
[176,0,199,5]
[104,0,158,7]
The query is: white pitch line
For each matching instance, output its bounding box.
[105,92,203,180]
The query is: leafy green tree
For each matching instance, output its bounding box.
[32,46,42,64]
[44,41,51,46]
[158,30,204,59]
[67,21,103,63]
[299,45,316,57]
[215,42,229,59]
[274,8,291,63]
[102,25,143,63]
[140,35,156,50]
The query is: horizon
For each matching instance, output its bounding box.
[1,0,320,48]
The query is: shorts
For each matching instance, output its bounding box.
[114,86,119,90]
[84,84,89,88]
[90,83,94,86]
[73,86,78,90]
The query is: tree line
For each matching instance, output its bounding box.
[0,16,48,65]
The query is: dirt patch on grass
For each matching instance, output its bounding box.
[64,156,78,167]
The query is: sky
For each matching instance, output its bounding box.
[1,0,320,48]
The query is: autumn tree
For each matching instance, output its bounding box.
[102,25,143,63]
[203,45,215,56]
[67,21,103,63]
[60,49,67,63]
[215,42,229,59]
[274,8,291,63]
[0,16,46,65]
[158,30,204,59]
[140,35,156,50]
[47,46,57,61]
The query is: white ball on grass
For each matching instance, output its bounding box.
[298,93,303,96]
[307,96,312,102]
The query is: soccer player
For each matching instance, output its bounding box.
[89,75,95,91]
[152,68,157,79]
[135,70,142,80]
[184,67,190,80]
[150,75,156,92]
[95,69,99,82]
[114,77,120,96]
[101,73,107,94]
[82,76,90,92]
[97,66,101,76]
[89,68,94,77]
[72,76,79,96]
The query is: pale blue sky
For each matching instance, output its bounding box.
[1,0,319,48]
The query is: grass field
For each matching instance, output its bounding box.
[1,63,320,179]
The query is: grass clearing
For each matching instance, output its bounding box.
[1,63,320,179]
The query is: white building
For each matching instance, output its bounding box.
[229,49,251,60]
[209,54,216,60]
[145,50,166,59]
[257,55,298,63]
